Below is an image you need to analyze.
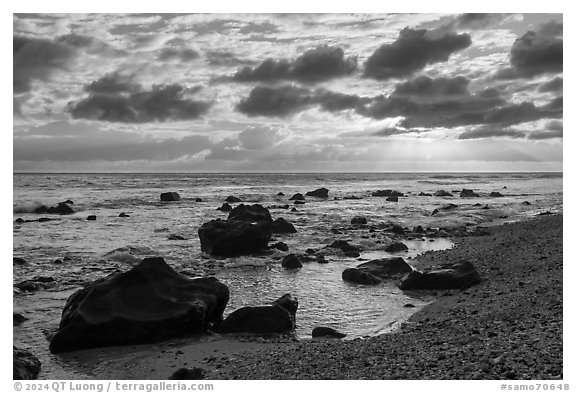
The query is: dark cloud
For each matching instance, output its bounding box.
[235,85,367,118]
[206,51,255,67]
[458,126,525,140]
[372,127,415,137]
[68,78,212,123]
[157,47,200,62]
[392,75,470,98]
[233,46,357,83]
[538,77,563,93]
[496,21,563,79]
[445,13,511,30]
[14,35,76,93]
[363,27,471,80]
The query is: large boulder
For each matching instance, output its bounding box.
[160,192,181,202]
[49,257,229,353]
[228,204,272,223]
[490,191,504,197]
[225,195,242,203]
[460,189,480,198]
[312,327,346,339]
[344,257,413,286]
[198,219,271,256]
[398,261,481,290]
[216,294,298,334]
[305,188,329,198]
[385,242,408,252]
[13,346,41,379]
[281,254,302,269]
[271,217,297,234]
[289,193,305,201]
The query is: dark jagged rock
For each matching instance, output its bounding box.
[13,257,27,265]
[195,198,203,202]
[385,242,408,252]
[15,218,25,223]
[277,192,285,196]
[269,204,290,210]
[13,346,41,379]
[490,192,504,197]
[225,195,242,203]
[312,326,346,339]
[390,224,405,235]
[53,259,63,264]
[419,192,432,196]
[14,313,27,326]
[228,204,272,223]
[373,190,404,197]
[217,203,233,212]
[49,257,229,353]
[63,199,74,205]
[46,202,75,215]
[305,188,329,198]
[294,200,305,205]
[460,189,480,198]
[272,242,289,252]
[281,254,302,269]
[399,261,481,290]
[118,212,130,217]
[386,195,398,202]
[404,303,416,308]
[351,216,367,225]
[329,240,361,253]
[434,190,453,197]
[522,201,532,206]
[15,276,56,292]
[169,367,205,380]
[291,207,298,212]
[198,219,272,257]
[289,193,305,201]
[272,217,297,234]
[160,192,181,202]
[87,215,96,221]
[344,257,412,286]
[216,294,298,334]
[413,225,425,234]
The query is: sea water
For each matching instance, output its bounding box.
[12,172,563,378]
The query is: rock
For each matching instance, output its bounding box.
[312,327,346,339]
[228,204,272,223]
[13,257,27,265]
[305,188,329,198]
[217,294,298,334]
[169,367,205,380]
[168,234,186,241]
[277,192,285,196]
[385,242,409,252]
[38,217,52,222]
[47,202,75,215]
[15,218,25,223]
[289,193,305,201]
[329,240,361,253]
[294,200,305,205]
[53,259,63,264]
[87,215,96,221]
[15,276,56,292]
[351,216,368,225]
[413,225,425,234]
[118,212,130,217]
[390,224,405,235]
[225,195,242,203]
[434,190,453,197]
[13,346,41,379]
[372,190,392,197]
[272,242,289,252]
[490,192,504,197]
[13,313,27,326]
[291,208,297,212]
[198,219,272,257]
[460,189,479,198]
[316,255,328,264]
[195,198,203,202]
[217,203,233,212]
[404,303,416,308]
[343,195,362,200]
[419,192,432,196]
[347,257,412,283]
[63,199,74,205]
[522,201,532,206]
[342,268,381,285]
[386,195,398,202]
[160,192,181,202]
[281,254,302,269]
[271,217,297,234]
[431,203,458,216]
[306,248,316,254]
[49,257,229,353]
[398,261,481,290]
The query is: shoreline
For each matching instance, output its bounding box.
[63,213,563,380]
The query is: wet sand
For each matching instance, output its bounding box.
[75,213,562,380]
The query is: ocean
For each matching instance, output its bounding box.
[13,172,563,379]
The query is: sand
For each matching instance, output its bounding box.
[70,214,563,380]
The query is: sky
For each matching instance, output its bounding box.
[12,12,563,172]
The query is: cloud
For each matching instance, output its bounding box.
[528,120,563,140]
[458,125,526,140]
[157,47,200,62]
[392,75,470,98]
[14,35,77,93]
[235,85,367,117]
[238,125,290,150]
[538,77,562,93]
[233,45,357,83]
[444,13,512,30]
[68,75,212,123]
[206,51,255,67]
[496,21,563,79]
[363,27,471,80]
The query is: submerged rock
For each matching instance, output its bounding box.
[46,202,75,215]
[312,326,346,339]
[289,193,305,201]
[13,346,41,380]
[305,188,329,198]
[198,219,272,257]
[160,192,181,202]
[419,192,433,196]
[15,276,56,292]
[434,190,453,197]
[49,257,229,353]
[342,269,381,285]
[490,192,504,197]
[460,189,480,198]
[13,257,27,265]
[225,195,242,203]
[118,212,130,217]
[386,195,398,202]
[351,216,368,225]
[228,204,272,223]
[399,261,481,290]
[431,203,458,216]
[272,217,297,234]
[216,294,298,334]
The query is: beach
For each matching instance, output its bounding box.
[65,213,562,380]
